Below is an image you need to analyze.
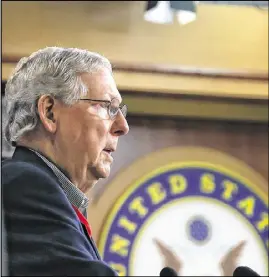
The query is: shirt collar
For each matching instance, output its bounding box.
[28,148,89,212]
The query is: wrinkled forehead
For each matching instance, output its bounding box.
[80,69,122,103]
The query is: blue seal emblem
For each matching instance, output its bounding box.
[98,163,268,276]
[186,215,212,245]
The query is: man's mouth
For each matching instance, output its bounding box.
[103,148,114,155]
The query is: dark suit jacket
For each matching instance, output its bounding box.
[2,146,117,276]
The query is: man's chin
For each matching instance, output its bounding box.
[95,165,111,179]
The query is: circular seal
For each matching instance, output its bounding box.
[96,151,268,276]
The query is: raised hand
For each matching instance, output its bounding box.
[220,240,247,276]
[153,238,182,275]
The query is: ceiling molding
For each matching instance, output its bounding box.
[2,55,268,82]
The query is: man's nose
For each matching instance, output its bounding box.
[111,112,129,136]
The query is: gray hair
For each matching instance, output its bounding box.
[4,46,112,145]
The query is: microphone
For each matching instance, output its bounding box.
[233,266,260,276]
[160,267,178,276]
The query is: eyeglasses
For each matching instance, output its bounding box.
[79,98,127,119]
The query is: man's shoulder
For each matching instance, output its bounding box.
[2,159,61,199]
[2,158,71,215]
[2,159,52,183]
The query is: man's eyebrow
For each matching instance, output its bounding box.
[105,92,122,103]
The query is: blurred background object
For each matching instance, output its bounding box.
[144,1,268,26]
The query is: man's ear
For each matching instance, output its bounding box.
[37,95,58,133]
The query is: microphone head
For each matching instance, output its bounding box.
[233,266,260,276]
[160,267,178,276]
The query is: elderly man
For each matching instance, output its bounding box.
[2,47,129,276]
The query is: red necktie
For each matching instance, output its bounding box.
[72,204,92,237]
